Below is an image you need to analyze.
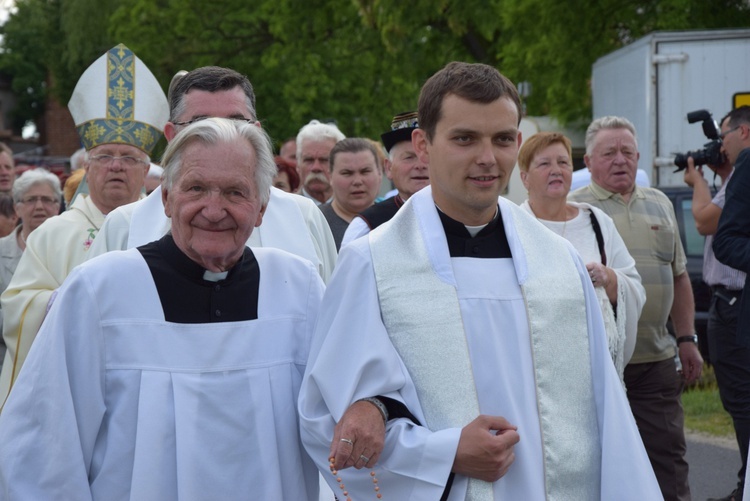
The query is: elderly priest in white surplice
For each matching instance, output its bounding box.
[0,119,324,500]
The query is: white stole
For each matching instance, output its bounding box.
[369,189,600,500]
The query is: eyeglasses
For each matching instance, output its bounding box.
[19,196,59,206]
[719,125,742,140]
[171,117,256,127]
[89,154,148,167]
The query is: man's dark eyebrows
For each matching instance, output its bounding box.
[447,127,478,136]
[495,127,518,136]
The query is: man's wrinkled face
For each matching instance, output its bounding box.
[386,141,429,200]
[85,143,149,214]
[163,138,264,272]
[298,139,335,194]
[584,128,639,195]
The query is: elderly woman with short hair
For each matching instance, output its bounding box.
[518,132,645,382]
[0,168,61,372]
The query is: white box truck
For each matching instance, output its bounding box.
[591,29,750,187]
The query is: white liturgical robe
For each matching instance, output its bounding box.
[0,245,324,500]
[87,185,338,282]
[299,187,661,500]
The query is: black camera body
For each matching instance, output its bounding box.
[673,109,726,171]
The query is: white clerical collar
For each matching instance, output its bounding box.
[435,204,499,237]
[203,270,229,282]
[464,223,488,237]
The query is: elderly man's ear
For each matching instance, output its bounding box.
[255,204,266,228]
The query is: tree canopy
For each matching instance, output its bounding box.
[1,0,748,143]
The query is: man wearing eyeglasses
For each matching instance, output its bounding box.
[0,44,168,407]
[87,66,337,284]
[712,106,750,501]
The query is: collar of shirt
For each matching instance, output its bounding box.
[587,181,645,204]
[138,234,260,323]
[157,233,246,285]
[437,205,512,259]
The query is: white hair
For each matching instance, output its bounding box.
[295,119,345,161]
[161,118,275,205]
[585,116,638,156]
[12,168,62,203]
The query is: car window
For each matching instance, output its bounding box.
[679,199,705,256]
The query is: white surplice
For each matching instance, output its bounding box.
[299,187,661,500]
[0,247,324,501]
[87,186,338,282]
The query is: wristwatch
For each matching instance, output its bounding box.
[676,334,698,345]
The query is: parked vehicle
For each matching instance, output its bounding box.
[661,186,711,361]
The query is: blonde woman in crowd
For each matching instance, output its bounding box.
[518,132,645,382]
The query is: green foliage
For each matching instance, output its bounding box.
[1,0,749,140]
[0,0,59,131]
[0,0,118,133]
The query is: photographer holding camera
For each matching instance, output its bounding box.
[709,105,750,501]
[683,124,747,501]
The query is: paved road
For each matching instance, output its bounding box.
[687,431,742,500]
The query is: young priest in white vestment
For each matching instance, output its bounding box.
[299,61,661,500]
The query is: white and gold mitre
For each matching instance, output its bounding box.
[68,44,168,155]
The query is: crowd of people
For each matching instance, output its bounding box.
[0,43,746,501]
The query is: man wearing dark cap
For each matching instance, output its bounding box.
[340,112,429,247]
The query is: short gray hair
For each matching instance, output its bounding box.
[296,120,345,161]
[585,116,638,155]
[161,118,275,205]
[12,168,62,203]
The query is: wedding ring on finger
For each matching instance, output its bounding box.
[359,454,370,464]
[340,438,354,446]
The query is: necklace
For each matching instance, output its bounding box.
[329,456,382,500]
[528,202,568,238]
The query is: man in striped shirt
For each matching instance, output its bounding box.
[570,115,703,501]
